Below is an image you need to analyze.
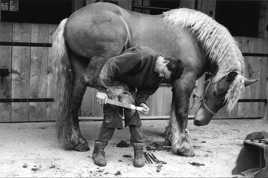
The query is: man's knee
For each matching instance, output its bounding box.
[129,126,144,143]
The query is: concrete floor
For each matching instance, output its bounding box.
[0,119,267,177]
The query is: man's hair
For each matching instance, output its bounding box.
[165,57,184,81]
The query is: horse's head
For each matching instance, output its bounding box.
[194,71,257,126]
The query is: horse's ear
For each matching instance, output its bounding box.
[226,71,238,82]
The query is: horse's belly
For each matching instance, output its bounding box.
[64,4,127,58]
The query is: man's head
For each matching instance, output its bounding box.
[154,56,183,81]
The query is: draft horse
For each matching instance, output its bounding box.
[51,2,256,156]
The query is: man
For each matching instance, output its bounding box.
[93,46,183,167]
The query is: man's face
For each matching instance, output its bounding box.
[156,56,171,79]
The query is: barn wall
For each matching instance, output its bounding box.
[0,22,57,122]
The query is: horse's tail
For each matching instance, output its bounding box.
[52,18,68,65]
[51,18,73,148]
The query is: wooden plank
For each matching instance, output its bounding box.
[236,37,268,54]
[0,22,12,122]
[11,23,31,122]
[118,0,132,10]
[81,87,102,117]
[266,57,268,120]
[29,24,49,121]
[180,0,196,9]
[236,37,268,118]
[147,86,172,116]
[237,56,263,117]
[261,57,268,121]
[197,0,216,17]
[47,24,58,121]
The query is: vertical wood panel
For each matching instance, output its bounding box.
[29,24,49,121]
[180,0,196,9]
[81,87,102,117]
[47,24,58,121]
[147,86,172,116]
[0,22,12,122]
[11,23,31,122]
[237,57,263,117]
[197,0,216,17]
[118,0,132,10]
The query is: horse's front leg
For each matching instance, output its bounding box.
[166,72,196,156]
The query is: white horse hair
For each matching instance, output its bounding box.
[163,8,246,111]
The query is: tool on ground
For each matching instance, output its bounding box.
[96,92,144,112]
[144,152,167,165]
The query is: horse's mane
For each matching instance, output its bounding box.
[163,8,246,111]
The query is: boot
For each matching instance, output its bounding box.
[92,141,107,167]
[133,143,145,167]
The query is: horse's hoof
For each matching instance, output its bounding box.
[193,119,210,126]
[73,137,90,152]
[62,135,90,152]
[74,142,90,152]
[172,146,195,157]
[179,149,195,157]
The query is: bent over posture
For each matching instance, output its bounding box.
[92,46,184,167]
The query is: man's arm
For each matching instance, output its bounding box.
[135,86,159,106]
[99,48,143,87]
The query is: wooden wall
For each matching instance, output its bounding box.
[0,22,57,122]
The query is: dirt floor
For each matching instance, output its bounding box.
[0,118,267,177]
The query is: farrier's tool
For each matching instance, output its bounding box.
[96,92,144,112]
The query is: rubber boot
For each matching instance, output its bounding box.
[92,141,107,167]
[133,143,145,167]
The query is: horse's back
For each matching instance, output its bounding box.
[64,2,129,58]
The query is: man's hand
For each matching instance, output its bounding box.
[139,103,150,114]
[96,92,108,105]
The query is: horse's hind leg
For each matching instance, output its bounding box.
[57,54,89,151]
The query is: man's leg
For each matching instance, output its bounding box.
[93,124,115,167]
[129,125,145,167]
[126,111,145,167]
[92,104,123,167]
